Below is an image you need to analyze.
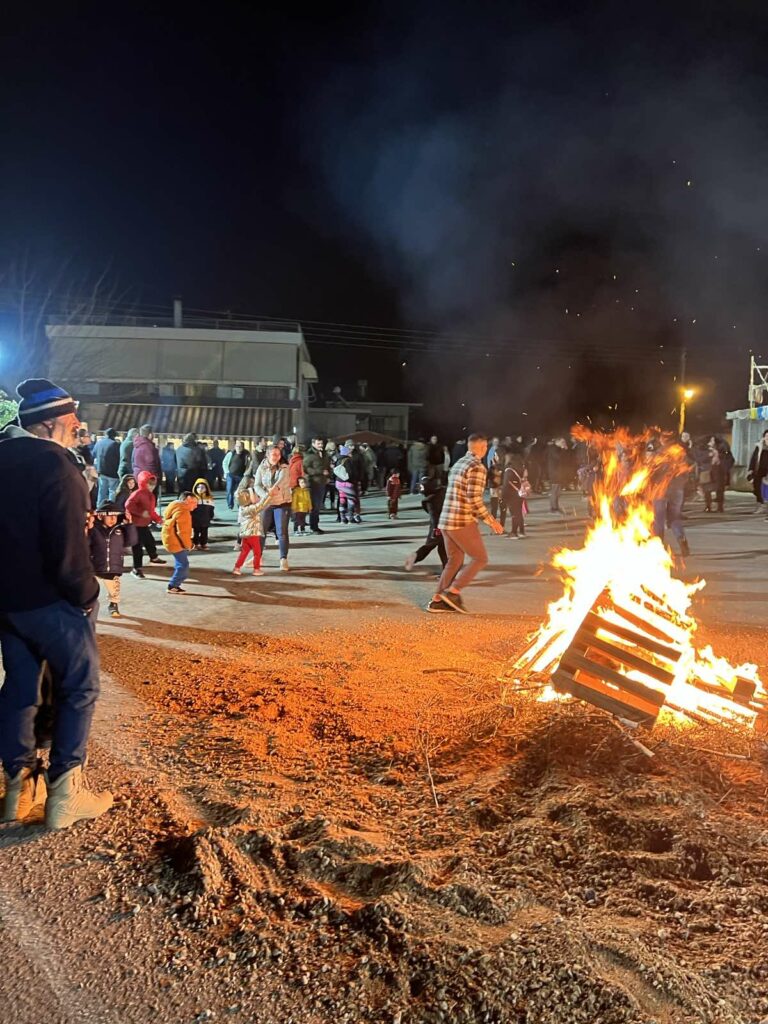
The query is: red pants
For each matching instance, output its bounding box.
[234,536,262,570]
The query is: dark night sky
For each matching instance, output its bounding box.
[3,1,768,436]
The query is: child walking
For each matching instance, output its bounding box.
[233,484,269,575]
[386,470,402,519]
[88,501,128,617]
[125,470,165,578]
[161,492,197,594]
[191,477,215,549]
[291,475,311,534]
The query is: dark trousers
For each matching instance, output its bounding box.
[309,479,326,530]
[132,525,158,568]
[226,473,243,510]
[192,524,209,546]
[260,504,291,559]
[414,528,447,566]
[164,471,177,495]
[505,491,525,535]
[0,600,100,780]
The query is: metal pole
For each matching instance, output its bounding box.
[678,346,687,434]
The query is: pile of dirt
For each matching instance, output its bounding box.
[2,618,767,1023]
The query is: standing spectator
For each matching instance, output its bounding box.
[360,442,377,490]
[118,427,139,478]
[161,439,178,495]
[0,377,112,829]
[408,439,427,493]
[191,478,215,549]
[254,444,293,570]
[428,433,503,614]
[208,440,225,490]
[223,440,251,510]
[93,427,121,504]
[88,501,129,618]
[404,476,447,572]
[650,439,691,556]
[502,452,530,539]
[346,439,368,493]
[426,435,445,481]
[334,445,361,524]
[125,471,165,577]
[291,475,312,534]
[380,440,403,484]
[162,492,197,593]
[114,473,137,513]
[450,437,468,466]
[702,436,734,513]
[485,436,500,469]
[525,437,545,493]
[131,424,161,481]
[386,470,402,518]
[547,437,570,513]
[747,429,768,512]
[303,436,330,534]
[288,443,305,488]
[487,448,504,522]
[324,440,339,512]
[177,432,209,494]
[74,428,94,466]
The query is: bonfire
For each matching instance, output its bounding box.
[509,427,768,737]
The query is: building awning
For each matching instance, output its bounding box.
[103,404,297,438]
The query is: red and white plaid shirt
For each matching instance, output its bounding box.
[438,452,493,530]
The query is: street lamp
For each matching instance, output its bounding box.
[679,387,695,434]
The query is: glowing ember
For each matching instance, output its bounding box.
[512,427,768,732]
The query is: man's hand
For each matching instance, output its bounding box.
[490,518,504,535]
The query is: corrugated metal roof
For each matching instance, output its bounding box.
[103,404,296,438]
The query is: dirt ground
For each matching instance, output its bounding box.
[1,610,767,1024]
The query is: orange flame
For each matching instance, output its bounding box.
[516,427,767,729]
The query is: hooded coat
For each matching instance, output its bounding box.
[119,428,139,477]
[191,478,215,528]
[162,499,193,553]
[89,519,128,576]
[288,450,305,488]
[131,434,161,478]
[124,470,161,527]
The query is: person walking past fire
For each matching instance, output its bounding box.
[428,433,504,614]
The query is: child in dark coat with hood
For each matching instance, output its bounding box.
[88,501,129,617]
[191,477,215,549]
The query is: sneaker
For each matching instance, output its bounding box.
[280,558,290,572]
[233,541,241,550]
[149,557,166,564]
[167,586,187,594]
[353,515,362,523]
[232,568,242,576]
[404,553,416,571]
[341,516,349,524]
[426,596,455,613]
[440,590,467,614]
[253,568,265,576]
[108,603,122,618]
[311,528,324,535]
[131,568,145,579]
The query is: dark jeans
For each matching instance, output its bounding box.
[309,479,326,531]
[192,524,209,546]
[0,600,100,780]
[261,504,291,559]
[132,525,158,568]
[97,475,119,505]
[164,471,177,495]
[653,491,685,542]
[505,491,525,536]
[226,473,243,510]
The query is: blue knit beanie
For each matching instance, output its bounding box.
[16,378,76,427]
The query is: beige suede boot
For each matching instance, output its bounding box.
[44,766,113,830]
[1,767,47,823]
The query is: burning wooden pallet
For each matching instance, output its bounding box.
[509,586,768,734]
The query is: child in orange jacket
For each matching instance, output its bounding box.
[162,492,197,593]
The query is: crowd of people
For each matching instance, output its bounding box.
[0,374,762,832]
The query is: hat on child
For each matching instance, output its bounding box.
[16,378,77,427]
[97,500,120,513]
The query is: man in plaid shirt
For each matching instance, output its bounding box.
[428,433,503,614]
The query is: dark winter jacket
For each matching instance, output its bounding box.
[176,437,209,488]
[421,478,446,529]
[748,442,768,484]
[118,429,138,477]
[0,424,99,611]
[302,448,330,484]
[546,445,572,487]
[191,479,215,528]
[426,442,444,468]
[161,445,177,473]
[89,521,128,576]
[132,435,161,479]
[208,444,225,472]
[93,435,120,477]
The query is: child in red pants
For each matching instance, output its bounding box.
[233,486,269,576]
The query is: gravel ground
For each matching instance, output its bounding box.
[2,613,767,1024]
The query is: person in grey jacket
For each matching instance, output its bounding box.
[253,445,292,570]
[118,427,139,478]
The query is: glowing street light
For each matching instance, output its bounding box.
[679,387,696,433]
